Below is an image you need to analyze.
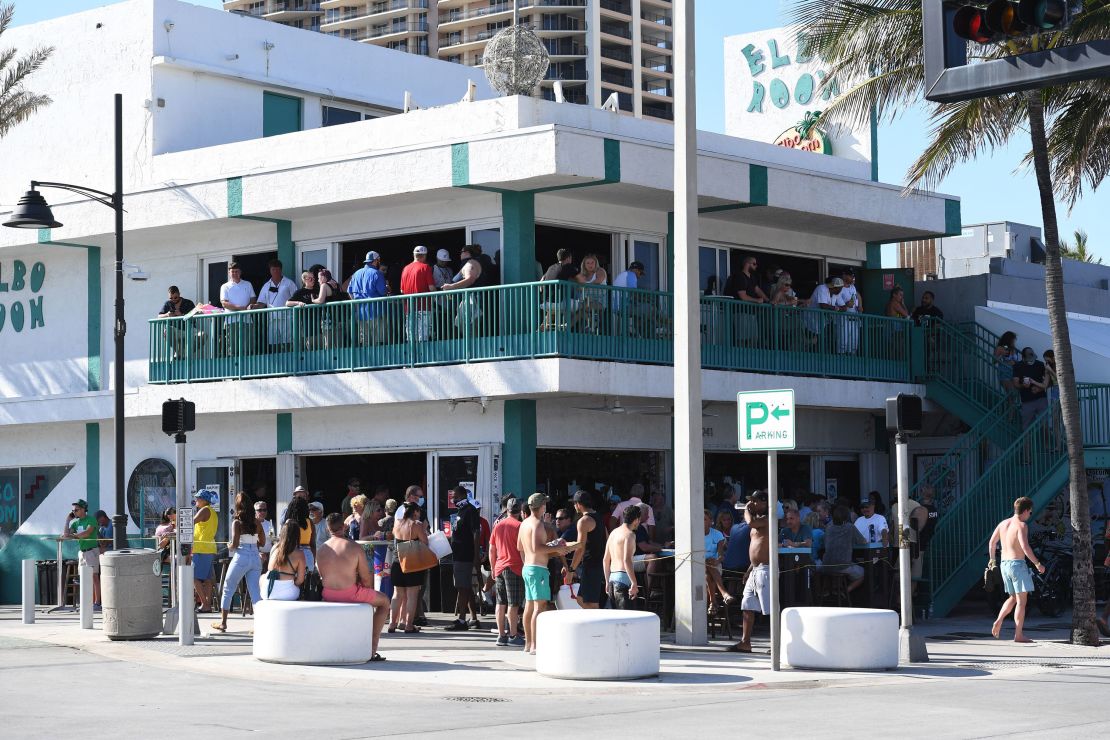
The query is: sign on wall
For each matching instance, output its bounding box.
[724,27,872,163]
[0,259,47,335]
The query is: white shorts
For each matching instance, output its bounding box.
[741,563,770,615]
[79,548,101,574]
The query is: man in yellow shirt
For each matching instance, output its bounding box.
[187,490,219,613]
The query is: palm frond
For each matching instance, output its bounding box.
[0,3,54,139]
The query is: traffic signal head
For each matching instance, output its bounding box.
[951,1,1078,43]
[1018,0,1069,29]
[985,0,1027,37]
[954,5,992,43]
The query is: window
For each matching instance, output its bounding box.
[322,106,363,127]
[262,91,303,137]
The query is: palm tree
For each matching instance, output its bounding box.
[0,3,54,138]
[1060,229,1103,264]
[790,0,1107,646]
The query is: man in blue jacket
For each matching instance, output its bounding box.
[348,251,388,344]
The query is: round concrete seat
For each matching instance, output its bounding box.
[782,606,898,671]
[253,601,373,665]
[536,609,660,680]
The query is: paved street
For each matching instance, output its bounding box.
[2,608,1109,739]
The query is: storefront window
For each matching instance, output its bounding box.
[0,465,75,547]
[704,452,811,507]
[536,449,665,513]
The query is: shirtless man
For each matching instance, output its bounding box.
[988,497,1045,643]
[604,506,641,609]
[729,490,770,653]
[516,493,573,655]
[317,513,390,662]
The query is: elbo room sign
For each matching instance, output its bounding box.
[723,26,872,164]
[0,259,47,335]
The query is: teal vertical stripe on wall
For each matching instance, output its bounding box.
[503,400,537,500]
[86,247,102,391]
[501,191,536,285]
[749,165,769,205]
[227,176,243,217]
[276,413,293,453]
[86,423,100,511]
[451,143,470,187]
[945,200,962,236]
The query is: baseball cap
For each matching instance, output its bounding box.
[436,248,451,262]
[71,498,89,509]
[293,485,308,494]
[364,250,381,264]
[860,495,874,506]
[413,245,428,255]
[629,261,646,271]
[527,492,548,509]
[308,501,324,512]
[830,277,845,288]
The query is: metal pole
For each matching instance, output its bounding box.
[22,559,35,624]
[176,433,193,646]
[768,450,780,671]
[112,92,128,551]
[896,432,928,662]
[53,538,66,611]
[672,0,705,646]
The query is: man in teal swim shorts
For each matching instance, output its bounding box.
[517,493,573,656]
[988,496,1045,643]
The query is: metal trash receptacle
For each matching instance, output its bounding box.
[101,548,162,640]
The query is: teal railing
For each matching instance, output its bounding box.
[149,281,913,384]
[919,316,1010,422]
[927,384,1110,616]
[908,394,1019,514]
[957,320,1001,359]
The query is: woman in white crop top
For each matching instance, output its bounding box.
[212,492,266,633]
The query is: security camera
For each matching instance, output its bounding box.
[127,270,150,281]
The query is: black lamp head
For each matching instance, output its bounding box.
[3,189,62,229]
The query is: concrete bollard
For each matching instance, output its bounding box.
[22,559,36,624]
[79,564,94,629]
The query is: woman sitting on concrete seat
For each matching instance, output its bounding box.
[261,521,306,602]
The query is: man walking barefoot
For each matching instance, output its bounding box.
[517,494,573,656]
[988,497,1045,643]
[728,490,770,653]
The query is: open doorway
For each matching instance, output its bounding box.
[204,250,279,306]
[242,457,277,518]
[303,451,427,514]
[341,229,467,294]
[535,224,612,276]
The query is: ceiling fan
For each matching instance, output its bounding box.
[571,397,670,415]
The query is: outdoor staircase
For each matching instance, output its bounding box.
[912,318,1110,616]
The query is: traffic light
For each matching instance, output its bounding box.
[162,398,195,435]
[951,1,1080,43]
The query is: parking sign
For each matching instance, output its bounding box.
[737,389,795,451]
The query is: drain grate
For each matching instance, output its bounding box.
[444,697,509,704]
[959,661,1075,671]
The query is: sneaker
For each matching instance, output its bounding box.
[92,603,102,612]
[414,616,429,627]
[495,634,509,647]
[508,635,525,647]
[444,620,469,631]
[468,619,483,630]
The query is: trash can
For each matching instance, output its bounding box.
[101,548,162,640]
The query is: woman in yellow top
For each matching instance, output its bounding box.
[188,490,219,612]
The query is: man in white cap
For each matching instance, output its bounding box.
[432,249,454,289]
[401,245,437,341]
[347,251,388,345]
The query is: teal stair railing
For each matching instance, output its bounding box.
[149,281,913,384]
[927,384,1110,617]
[919,316,1010,422]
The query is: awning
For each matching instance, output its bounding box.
[976,304,1110,384]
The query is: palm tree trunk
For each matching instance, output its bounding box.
[1026,90,1098,646]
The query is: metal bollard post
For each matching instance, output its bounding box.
[22,559,36,624]
[79,564,94,629]
[179,562,194,646]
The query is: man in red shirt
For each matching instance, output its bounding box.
[400,245,437,341]
[488,497,525,647]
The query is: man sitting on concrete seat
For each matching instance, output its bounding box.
[317,513,390,662]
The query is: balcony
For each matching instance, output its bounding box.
[148,282,912,385]
[599,45,632,63]
[601,69,633,88]
[642,54,672,73]
[641,31,671,49]
[640,9,671,25]
[368,20,428,37]
[543,39,587,56]
[642,81,672,97]
[439,28,498,49]
[599,21,632,39]
[600,0,632,15]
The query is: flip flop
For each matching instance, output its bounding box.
[403,627,421,634]
[387,626,397,634]
[210,623,226,633]
[726,642,752,653]
[370,653,387,662]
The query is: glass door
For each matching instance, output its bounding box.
[615,234,665,290]
[428,450,481,537]
[699,245,731,296]
[191,459,238,547]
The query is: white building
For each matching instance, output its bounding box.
[223,0,676,120]
[0,0,970,607]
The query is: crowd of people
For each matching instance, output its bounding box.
[992,330,1060,430]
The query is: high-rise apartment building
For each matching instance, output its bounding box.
[223,0,674,120]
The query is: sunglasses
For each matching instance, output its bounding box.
[556,516,570,521]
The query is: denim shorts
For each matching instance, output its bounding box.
[192,552,215,581]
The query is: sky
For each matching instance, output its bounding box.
[12,0,1107,263]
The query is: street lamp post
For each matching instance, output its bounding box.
[4,93,128,550]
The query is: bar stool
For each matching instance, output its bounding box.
[62,560,79,607]
[815,571,851,607]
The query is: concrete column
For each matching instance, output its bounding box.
[503,400,537,499]
[501,191,536,284]
[587,1,602,106]
[672,0,706,646]
[22,559,35,624]
[631,0,643,117]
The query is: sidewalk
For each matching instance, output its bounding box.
[2,607,1106,696]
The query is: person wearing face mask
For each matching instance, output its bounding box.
[1012,347,1048,430]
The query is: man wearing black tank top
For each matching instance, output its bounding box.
[569,490,607,608]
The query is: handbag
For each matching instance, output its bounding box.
[397,539,438,574]
[299,570,323,602]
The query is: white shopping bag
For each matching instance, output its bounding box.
[555,583,582,610]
